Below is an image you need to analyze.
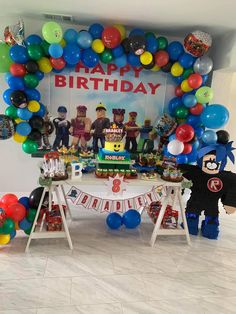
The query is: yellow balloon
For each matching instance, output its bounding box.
[140,51,153,65]
[181,79,193,92]
[151,64,160,72]
[37,57,52,73]
[113,24,126,40]
[13,132,27,143]
[171,62,184,77]
[15,118,24,124]
[0,234,10,245]
[92,39,105,54]
[28,100,40,113]
[60,38,66,48]
[15,222,20,230]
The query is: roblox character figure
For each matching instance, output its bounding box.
[38,109,54,150]
[111,108,125,129]
[70,105,92,151]
[90,103,110,153]
[53,106,71,150]
[180,142,236,239]
[137,118,155,153]
[124,112,139,153]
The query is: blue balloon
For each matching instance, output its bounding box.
[25,34,42,45]
[5,72,13,83]
[183,94,197,108]
[186,149,198,163]
[178,53,194,68]
[167,41,184,61]
[168,134,176,141]
[19,218,32,231]
[17,108,33,120]
[112,45,124,58]
[114,54,127,67]
[49,43,63,58]
[35,71,44,81]
[34,103,46,117]
[16,122,32,136]
[18,196,30,210]
[63,29,78,43]
[89,23,104,39]
[81,48,99,67]
[146,34,158,53]
[172,75,184,85]
[194,127,204,138]
[3,88,14,105]
[122,210,141,229]
[106,213,123,230]
[127,53,141,66]
[77,31,93,49]
[168,97,182,116]
[192,139,200,150]
[10,229,16,240]
[129,28,145,37]
[176,154,188,164]
[201,105,229,129]
[25,88,41,101]
[186,115,201,127]
[63,44,81,65]
[201,74,208,85]
[202,130,217,144]
[10,45,29,63]
[8,76,24,90]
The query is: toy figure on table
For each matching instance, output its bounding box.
[38,109,54,150]
[111,108,125,129]
[90,103,110,153]
[52,106,71,150]
[70,105,91,151]
[179,137,236,239]
[124,112,139,153]
[137,118,156,153]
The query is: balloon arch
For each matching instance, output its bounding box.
[0,21,230,161]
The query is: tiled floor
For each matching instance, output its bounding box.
[1,205,236,314]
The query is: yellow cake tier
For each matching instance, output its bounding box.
[104,141,125,153]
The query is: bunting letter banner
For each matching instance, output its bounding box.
[66,186,81,203]
[89,196,102,211]
[101,199,113,213]
[113,200,124,213]
[76,192,91,208]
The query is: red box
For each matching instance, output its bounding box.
[147,201,178,228]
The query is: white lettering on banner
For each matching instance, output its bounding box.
[134,195,146,209]
[76,192,91,208]
[101,199,113,213]
[113,200,124,213]
[88,196,102,211]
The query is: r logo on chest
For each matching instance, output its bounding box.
[207,177,223,192]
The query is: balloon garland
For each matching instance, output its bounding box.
[0,21,230,162]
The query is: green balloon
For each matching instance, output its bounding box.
[157,37,168,50]
[175,106,189,119]
[24,74,39,88]
[27,208,37,222]
[27,44,44,61]
[0,218,15,234]
[22,139,38,154]
[24,226,33,235]
[42,21,62,44]
[100,49,113,64]
[5,106,18,119]
[40,40,50,56]
[0,43,13,73]
[145,32,155,38]
[183,68,194,80]
[195,86,213,104]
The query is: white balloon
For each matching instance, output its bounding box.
[167,139,184,155]
[193,56,213,75]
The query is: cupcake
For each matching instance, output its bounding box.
[108,169,114,177]
[125,169,131,178]
[102,169,108,178]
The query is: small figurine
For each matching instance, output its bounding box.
[52,106,71,150]
[38,109,54,150]
[124,112,139,153]
[90,102,110,153]
[70,105,91,151]
[137,118,155,153]
[111,108,125,129]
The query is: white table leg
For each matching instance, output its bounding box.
[55,185,73,250]
[177,188,191,245]
[60,184,73,220]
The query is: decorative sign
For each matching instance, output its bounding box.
[105,175,127,196]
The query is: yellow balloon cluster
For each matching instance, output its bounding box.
[13,133,27,143]
[140,52,153,65]
[171,62,184,77]
[92,39,105,53]
[181,79,193,92]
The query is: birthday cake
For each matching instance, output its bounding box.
[95,127,137,178]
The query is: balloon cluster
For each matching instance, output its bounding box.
[0,21,230,160]
[106,209,141,230]
[0,186,47,245]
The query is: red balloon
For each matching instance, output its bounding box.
[50,57,66,70]
[10,63,26,77]
[0,194,18,207]
[175,124,194,142]
[155,50,169,67]
[182,143,192,154]
[188,73,202,89]
[8,203,26,222]
[190,103,204,115]
[102,27,121,49]
[175,85,184,97]
[0,203,11,217]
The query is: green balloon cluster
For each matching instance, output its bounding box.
[0,218,15,234]
[24,74,39,88]
[100,49,113,64]
[27,44,44,61]
[175,106,189,119]
[0,43,13,73]
[22,139,38,154]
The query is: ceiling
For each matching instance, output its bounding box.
[2,0,236,37]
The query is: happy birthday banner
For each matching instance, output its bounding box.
[66,185,165,213]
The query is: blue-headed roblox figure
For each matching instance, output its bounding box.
[180,138,236,239]
[53,106,71,150]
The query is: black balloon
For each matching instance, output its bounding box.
[217,130,230,144]
[121,38,131,54]
[28,129,42,141]
[29,116,44,130]
[129,35,146,55]
[25,60,39,73]
[10,90,28,109]
[161,61,173,73]
[142,58,155,70]
[29,187,49,209]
